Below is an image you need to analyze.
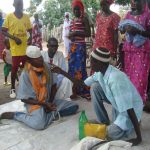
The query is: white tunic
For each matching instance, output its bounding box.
[41,50,73,99]
[62,19,71,58]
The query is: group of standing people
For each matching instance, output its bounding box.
[62,0,150,111]
[0,0,150,146]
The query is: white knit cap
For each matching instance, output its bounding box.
[26,46,41,58]
[91,48,111,63]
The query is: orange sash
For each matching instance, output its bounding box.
[26,63,48,113]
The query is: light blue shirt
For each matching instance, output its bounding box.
[84,65,143,131]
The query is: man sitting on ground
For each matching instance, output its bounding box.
[51,47,143,145]
[41,37,73,100]
[0,46,78,130]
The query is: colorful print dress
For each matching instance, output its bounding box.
[68,17,88,94]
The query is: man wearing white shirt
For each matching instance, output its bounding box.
[41,37,73,99]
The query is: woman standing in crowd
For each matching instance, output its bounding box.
[93,0,120,65]
[121,0,150,109]
[32,13,43,50]
[68,0,91,97]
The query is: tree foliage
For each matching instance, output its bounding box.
[27,0,131,29]
[115,0,130,5]
[26,0,42,16]
[39,0,72,29]
[38,0,100,29]
[32,0,42,6]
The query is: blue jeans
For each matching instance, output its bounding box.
[90,82,128,140]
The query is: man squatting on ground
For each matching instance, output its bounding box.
[51,47,143,146]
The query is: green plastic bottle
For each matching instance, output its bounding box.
[79,111,88,140]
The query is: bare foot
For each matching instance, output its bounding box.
[1,112,14,119]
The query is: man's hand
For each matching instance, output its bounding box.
[44,103,56,112]
[127,138,142,146]
[51,65,63,74]
[14,37,22,45]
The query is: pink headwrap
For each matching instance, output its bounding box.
[101,0,115,5]
[72,0,84,14]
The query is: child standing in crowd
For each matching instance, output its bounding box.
[2,39,12,86]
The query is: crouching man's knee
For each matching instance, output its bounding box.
[90,82,101,93]
[107,124,126,140]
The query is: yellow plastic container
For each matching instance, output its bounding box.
[84,123,107,140]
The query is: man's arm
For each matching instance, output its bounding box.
[2,28,22,45]
[48,84,57,103]
[51,66,86,88]
[27,29,32,45]
[127,108,142,146]
[21,98,47,106]
[21,98,56,111]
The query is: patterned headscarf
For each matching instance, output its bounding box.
[72,0,84,14]
[101,0,115,5]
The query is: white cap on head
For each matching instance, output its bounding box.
[26,46,41,58]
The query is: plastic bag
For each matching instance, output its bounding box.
[79,111,107,140]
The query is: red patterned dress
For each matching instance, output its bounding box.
[68,17,88,94]
[32,21,42,50]
[93,12,120,56]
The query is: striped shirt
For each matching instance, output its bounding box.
[70,17,85,44]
